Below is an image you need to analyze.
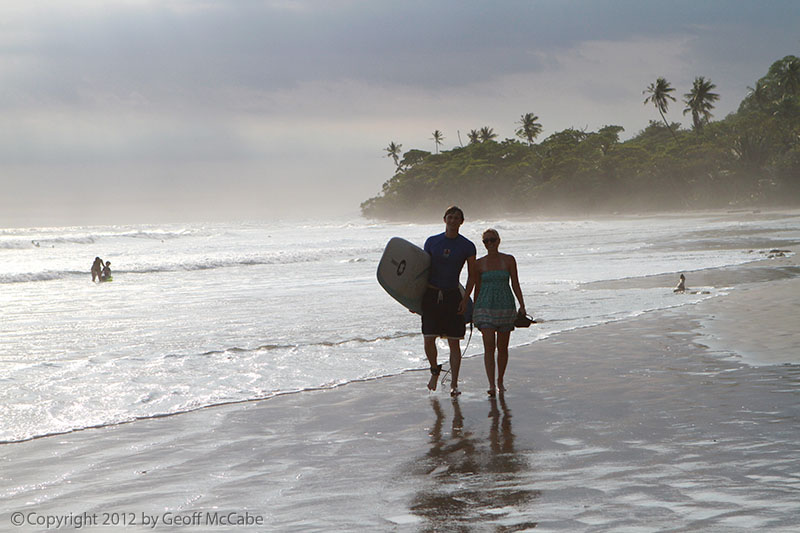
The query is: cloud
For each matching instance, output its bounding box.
[1,1,799,225]
[0,1,680,110]
[5,1,795,113]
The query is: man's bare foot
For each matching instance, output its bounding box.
[427,364,442,391]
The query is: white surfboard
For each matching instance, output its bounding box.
[377,237,473,322]
[377,237,431,315]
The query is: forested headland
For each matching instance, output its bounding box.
[361,56,800,220]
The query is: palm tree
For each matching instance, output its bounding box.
[683,76,720,133]
[430,130,445,154]
[515,113,543,146]
[467,129,481,144]
[384,141,402,170]
[746,80,769,110]
[776,56,800,97]
[479,126,498,143]
[643,77,680,144]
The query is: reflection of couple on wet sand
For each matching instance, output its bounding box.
[91,257,112,282]
[408,396,539,530]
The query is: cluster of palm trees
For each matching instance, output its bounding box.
[368,55,800,218]
[643,76,720,141]
[386,72,724,171]
[384,113,544,170]
[384,71,736,170]
[466,126,499,144]
[385,60,799,172]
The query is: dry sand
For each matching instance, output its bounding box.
[1,256,799,532]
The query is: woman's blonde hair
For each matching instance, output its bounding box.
[482,228,500,240]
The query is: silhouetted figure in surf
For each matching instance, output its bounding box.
[673,273,710,295]
[100,261,112,282]
[91,257,104,282]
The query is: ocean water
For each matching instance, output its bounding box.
[1,211,798,443]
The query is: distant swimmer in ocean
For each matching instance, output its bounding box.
[674,274,686,293]
[472,229,526,397]
[100,261,112,282]
[91,257,104,282]
[673,274,710,295]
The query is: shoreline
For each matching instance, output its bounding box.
[2,255,799,531]
[364,206,800,225]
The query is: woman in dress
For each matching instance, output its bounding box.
[472,229,525,396]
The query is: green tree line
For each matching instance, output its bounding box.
[362,56,800,219]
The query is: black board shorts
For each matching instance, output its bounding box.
[421,287,466,339]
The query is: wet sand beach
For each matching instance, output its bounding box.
[2,256,799,532]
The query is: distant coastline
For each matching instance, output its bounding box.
[362,55,800,220]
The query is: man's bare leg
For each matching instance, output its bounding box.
[448,338,462,396]
[424,336,440,391]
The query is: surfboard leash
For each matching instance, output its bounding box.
[439,322,473,386]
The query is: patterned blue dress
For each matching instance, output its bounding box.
[473,270,517,332]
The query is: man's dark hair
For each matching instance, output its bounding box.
[444,205,464,220]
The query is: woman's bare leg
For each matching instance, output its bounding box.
[496,330,511,391]
[482,328,497,393]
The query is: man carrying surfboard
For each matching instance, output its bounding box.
[422,206,477,396]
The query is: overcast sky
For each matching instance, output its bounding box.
[2,0,798,226]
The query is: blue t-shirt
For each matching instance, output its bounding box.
[424,232,476,290]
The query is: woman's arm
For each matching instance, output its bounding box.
[459,255,479,314]
[508,254,525,312]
